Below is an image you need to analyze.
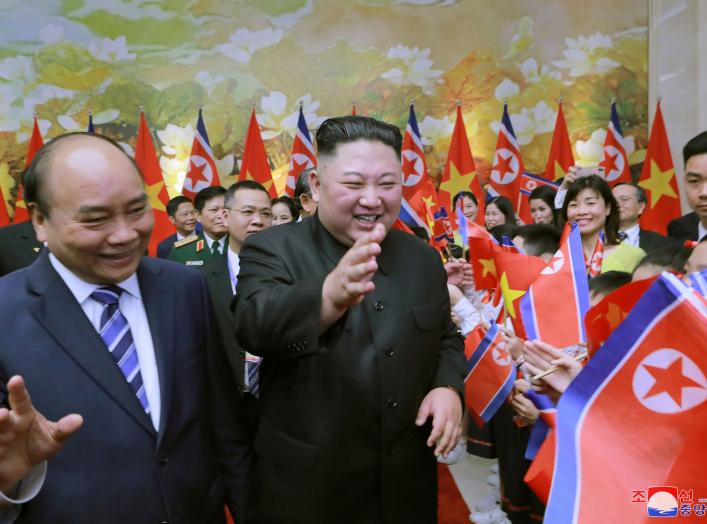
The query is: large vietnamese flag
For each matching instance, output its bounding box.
[182,108,222,200]
[545,273,707,523]
[135,111,172,257]
[14,116,44,223]
[545,101,574,181]
[438,104,484,227]
[637,101,680,235]
[489,104,524,209]
[240,109,276,198]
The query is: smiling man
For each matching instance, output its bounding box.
[234,116,465,524]
[0,133,248,523]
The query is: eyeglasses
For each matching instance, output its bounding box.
[226,207,273,220]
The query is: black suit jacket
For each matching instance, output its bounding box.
[667,212,700,242]
[0,221,43,277]
[234,216,465,524]
[156,232,178,259]
[0,253,249,523]
[639,228,672,254]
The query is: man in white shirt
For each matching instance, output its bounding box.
[0,132,247,523]
[612,183,671,253]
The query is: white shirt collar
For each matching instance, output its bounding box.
[203,232,225,251]
[48,252,142,304]
[621,223,641,247]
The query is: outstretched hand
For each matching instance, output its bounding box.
[0,376,83,493]
[415,387,462,458]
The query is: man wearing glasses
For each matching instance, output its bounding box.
[168,186,228,266]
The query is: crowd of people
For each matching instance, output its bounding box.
[0,116,704,524]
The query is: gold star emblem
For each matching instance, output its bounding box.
[553,160,566,181]
[146,181,167,213]
[638,160,677,207]
[479,257,497,278]
[605,303,627,330]
[439,163,477,198]
[499,272,526,319]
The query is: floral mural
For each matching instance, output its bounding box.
[0,0,648,213]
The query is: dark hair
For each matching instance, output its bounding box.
[588,270,632,297]
[635,245,688,274]
[294,168,314,215]
[194,185,227,212]
[560,174,622,245]
[489,224,520,243]
[271,195,298,220]
[24,131,141,217]
[223,180,268,209]
[166,196,192,218]
[316,116,402,159]
[486,196,515,225]
[612,182,647,205]
[452,191,478,211]
[528,185,561,227]
[515,224,562,257]
[682,130,707,165]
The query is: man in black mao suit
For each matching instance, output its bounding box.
[667,131,707,242]
[234,116,466,524]
[0,221,43,277]
[0,133,248,523]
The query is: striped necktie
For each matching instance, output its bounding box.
[91,286,150,414]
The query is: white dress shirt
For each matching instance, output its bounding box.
[204,233,226,255]
[621,223,640,247]
[49,253,161,431]
[227,247,240,295]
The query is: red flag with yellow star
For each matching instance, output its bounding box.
[545,101,574,181]
[438,104,485,228]
[240,109,276,198]
[467,222,499,290]
[638,101,680,235]
[14,116,44,223]
[135,111,172,257]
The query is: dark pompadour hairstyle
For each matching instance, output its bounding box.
[682,130,707,165]
[194,185,227,212]
[24,132,142,217]
[166,196,193,218]
[315,116,402,159]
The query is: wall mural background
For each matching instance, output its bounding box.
[0,0,647,213]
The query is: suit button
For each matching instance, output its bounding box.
[384,347,395,357]
[158,456,168,465]
[387,396,398,408]
[374,301,384,311]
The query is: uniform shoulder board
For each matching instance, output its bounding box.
[173,234,199,248]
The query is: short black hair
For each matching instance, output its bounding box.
[612,182,647,205]
[635,245,687,274]
[515,224,562,257]
[223,180,268,209]
[271,195,298,219]
[194,185,226,212]
[295,168,314,199]
[166,196,193,218]
[588,270,632,297]
[683,130,707,165]
[453,191,478,211]
[489,224,520,243]
[316,116,402,159]
[486,196,515,225]
[24,131,141,217]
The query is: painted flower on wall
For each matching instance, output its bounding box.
[519,58,561,84]
[381,45,442,95]
[494,79,520,102]
[490,101,556,146]
[575,128,636,166]
[553,33,620,77]
[418,115,453,146]
[0,56,36,85]
[157,123,194,158]
[256,92,325,140]
[216,28,284,65]
[88,36,137,62]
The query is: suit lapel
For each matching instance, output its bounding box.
[208,256,236,328]
[137,260,175,444]
[27,253,155,436]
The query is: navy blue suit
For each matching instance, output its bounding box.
[0,253,249,523]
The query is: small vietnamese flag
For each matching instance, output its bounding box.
[545,101,574,181]
[14,116,44,223]
[0,187,10,227]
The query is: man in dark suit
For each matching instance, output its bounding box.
[668,130,707,242]
[611,183,672,253]
[0,221,43,277]
[155,195,197,258]
[234,116,466,524]
[0,132,248,523]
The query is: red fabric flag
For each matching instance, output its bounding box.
[182,108,222,200]
[14,116,44,223]
[638,101,680,235]
[0,187,10,227]
[489,104,524,210]
[545,274,707,523]
[240,109,276,198]
[135,111,172,257]
[599,101,631,184]
[524,412,556,504]
[544,101,574,181]
[492,249,546,337]
[438,105,485,227]
[284,106,316,198]
[406,178,438,241]
[584,275,656,358]
[467,222,498,290]
[392,217,414,235]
